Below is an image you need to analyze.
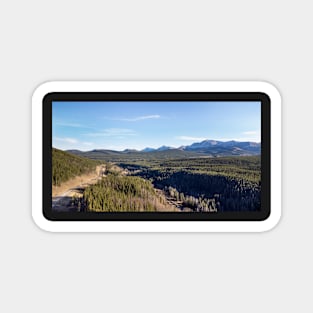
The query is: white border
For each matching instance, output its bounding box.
[32,81,281,232]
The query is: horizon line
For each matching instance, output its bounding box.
[53,138,261,153]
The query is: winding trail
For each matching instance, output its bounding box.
[52,165,106,212]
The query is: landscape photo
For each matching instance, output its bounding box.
[52,101,261,213]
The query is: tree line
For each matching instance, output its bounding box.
[135,170,260,212]
[121,156,261,212]
[166,186,218,212]
[83,174,173,212]
[52,148,101,186]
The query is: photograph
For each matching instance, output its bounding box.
[52,100,261,213]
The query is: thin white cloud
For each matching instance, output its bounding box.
[85,128,136,137]
[114,115,161,122]
[53,138,95,151]
[176,136,207,141]
[216,137,260,142]
[54,137,78,144]
[55,122,82,128]
[242,130,259,136]
[55,121,93,129]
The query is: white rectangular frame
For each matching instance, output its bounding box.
[32,81,281,232]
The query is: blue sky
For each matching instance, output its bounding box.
[52,101,261,151]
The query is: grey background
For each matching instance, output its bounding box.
[1,0,311,312]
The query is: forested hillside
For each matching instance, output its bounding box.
[52,147,261,212]
[83,174,172,212]
[67,148,203,161]
[52,148,101,186]
[120,156,261,212]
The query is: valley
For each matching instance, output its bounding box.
[52,140,261,213]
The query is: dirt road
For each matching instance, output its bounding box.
[52,164,188,213]
[52,165,106,212]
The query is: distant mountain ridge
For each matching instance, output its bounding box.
[140,139,260,153]
[182,139,260,154]
[66,139,260,159]
[141,147,155,152]
[156,145,175,151]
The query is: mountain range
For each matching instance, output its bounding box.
[139,140,260,153]
[67,139,261,158]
